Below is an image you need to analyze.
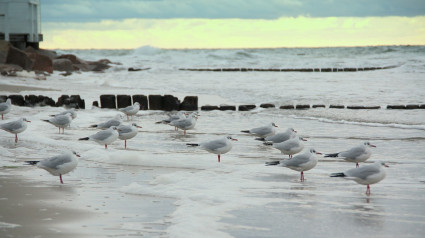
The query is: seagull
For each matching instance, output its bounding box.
[256,127,297,143]
[90,114,122,129]
[169,112,198,135]
[42,113,72,134]
[0,117,30,143]
[241,122,278,138]
[0,98,12,120]
[271,136,307,158]
[266,148,322,182]
[79,126,119,149]
[50,108,77,120]
[119,102,140,120]
[187,136,238,163]
[156,111,187,130]
[325,142,376,167]
[25,151,80,184]
[117,123,142,149]
[331,161,388,195]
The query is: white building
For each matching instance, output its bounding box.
[0,0,43,49]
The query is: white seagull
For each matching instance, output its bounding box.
[119,102,140,120]
[325,141,376,167]
[187,136,238,162]
[0,98,12,120]
[0,117,30,143]
[50,108,77,120]
[241,122,278,138]
[169,112,198,135]
[156,111,187,130]
[79,126,119,149]
[257,127,297,143]
[25,151,80,184]
[117,123,142,149]
[331,161,388,195]
[90,114,122,129]
[42,113,72,134]
[271,136,307,158]
[266,148,322,182]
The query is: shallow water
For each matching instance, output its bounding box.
[1,46,425,237]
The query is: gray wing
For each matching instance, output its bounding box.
[0,120,22,132]
[251,126,271,135]
[91,130,113,140]
[265,132,290,143]
[39,154,72,169]
[282,153,310,167]
[99,119,121,128]
[278,139,299,150]
[345,165,380,180]
[340,146,364,158]
[52,115,71,126]
[118,125,132,134]
[0,103,8,111]
[171,118,191,128]
[202,139,227,151]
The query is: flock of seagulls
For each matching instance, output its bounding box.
[0,100,388,195]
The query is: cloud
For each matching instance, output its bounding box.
[41,16,425,49]
[41,0,425,23]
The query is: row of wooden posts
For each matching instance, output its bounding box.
[1,94,424,111]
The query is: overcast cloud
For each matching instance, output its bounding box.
[41,0,425,22]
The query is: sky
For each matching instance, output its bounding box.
[40,0,425,49]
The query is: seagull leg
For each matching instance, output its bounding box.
[300,171,304,182]
[1,114,3,120]
[60,174,63,184]
[218,155,221,163]
[105,144,108,149]
[184,130,187,135]
[125,140,127,149]
[356,163,359,168]
[15,134,18,144]
[366,185,371,195]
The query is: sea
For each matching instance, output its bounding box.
[1,45,425,238]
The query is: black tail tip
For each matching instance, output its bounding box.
[186,143,200,147]
[25,161,40,165]
[265,161,280,166]
[241,130,250,133]
[330,173,346,177]
[79,137,89,141]
[89,124,97,128]
[324,153,339,158]
[255,137,265,141]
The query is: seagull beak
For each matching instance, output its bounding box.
[76,153,81,157]
[316,152,322,155]
[136,126,142,128]
[302,138,307,141]
[384,164,389,167]
[370,144,377,147]
[26,120,31,122]
[232,138,238,141]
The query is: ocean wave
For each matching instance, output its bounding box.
[132,45,164,55]
[289,115,425,130]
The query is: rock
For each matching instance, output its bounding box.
[24,94,40,106]
[132,95,148,110]
[117,95,132,108]
[57,54,85,64]
[91,63,110,72]
[386,105,406,109]
[201,105,219,111]
[39,95,56,107]
[163,95,180,111]
[180,96,198,111]
[420,104,425,109]
[312,104,326,108]
[0,95,7,102]
[56,95,70,107]
[406,104,420,110]
[238,105,256,111]
[260,103,275,108]
[100,94,116,109]
[149,95,164,110]
[27,51,53,73]
[0,40,10,64]
[8,95,25,106]
[330,105,345,109]
[5,45,33,70]
[70,95,85,109]
[92,101,99,107]
[53,58,74,72]
[220,105,236,111]
[295,104,310,109]
[279,105,294,109]
[34,48,58,61]
[60,72,72,77]
[347,106,381,109]
[0,64,23,75]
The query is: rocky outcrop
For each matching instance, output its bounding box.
[53,58,74,72]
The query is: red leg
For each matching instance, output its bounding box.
[105,144,108,149]
[218,155,221,163]
[1,114,3,120]
[184,130,186,135]
[125,140,127,149]
[300,171,304,182]
[60,174,63,184]
[366,185,370,195]
[15,134,18,144]
[356,163,359,168]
